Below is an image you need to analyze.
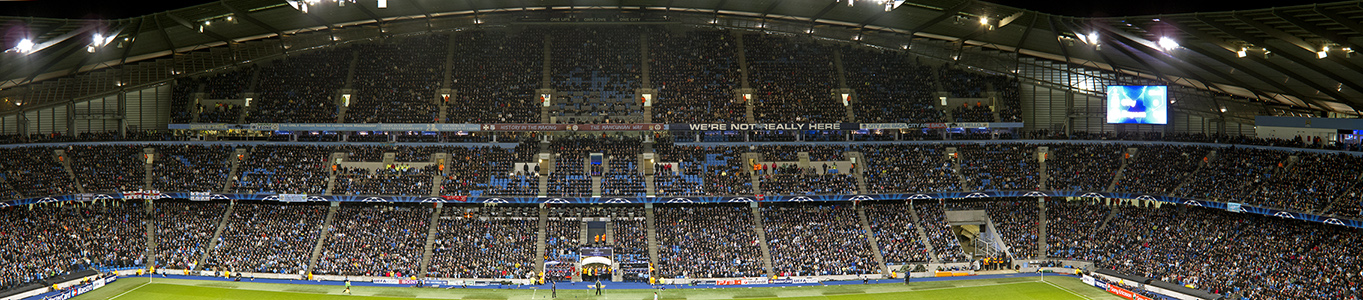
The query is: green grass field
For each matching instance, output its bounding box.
[70,276,1121,300]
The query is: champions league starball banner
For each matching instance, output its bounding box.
[1106,85,1168,125]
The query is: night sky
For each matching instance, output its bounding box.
[0,0,1336,19]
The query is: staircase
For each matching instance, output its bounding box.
[750,204,775,277]
[846,152,868,194]
[907,201,939,263]
[832,49,854,122]
[855,205,890,276]
[142,148,155,190]
[336,50,360,123]
[1322,173,1363,215]
[534,206,549,274]
[1036,198,1047,259]
[591,176,602,197]
[418,203,443,277]
[1037,148,1049,191]
[733,32,756,123]
[304,202,340,275]
[644,204,659,273]
[1093,206,1119,233]
[144,200,156,270]
[53,150,86,194]
[324,152,344,195]
[541,34,554,88]
[221,148,248,193]
[1106,148,1135,192]
[640,33,651,89]
[949,149,970,191]
[1172,150,1217,197]
[0,172,19,199]
[194,200,235,271]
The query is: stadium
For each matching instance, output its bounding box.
[0,0,1361,299]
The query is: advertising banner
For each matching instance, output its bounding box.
[39,276,116,300]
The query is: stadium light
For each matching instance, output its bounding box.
[1157,37,1179,51]
[378,0,387,8]
[1318,46,1329,59]
[1236,48,1247,58]
[979,16,989,25]
[11,38,35,55]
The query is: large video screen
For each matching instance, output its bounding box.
[1106,85,1168,124]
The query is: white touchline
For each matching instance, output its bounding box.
[1043,279,1093,300]
[108,280,152,300]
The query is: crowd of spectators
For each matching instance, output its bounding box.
[0,202,147,290]
[153,145,233,192]
[334,166,436,196]
[0,147,77,199]
[759,172,858,195]
[246,49,347,123]
[1112,145,1210,195]
[650,29,743,123]
[763,204,875,276]
[1243,152,1363,213]
[655,205,765,278]
[1071,204,1363,300]
[915,201,968,262]
[957,144,1038,191]
[1175,147,1285,203]
[843,47,942,123]
[946,200,1039,259]
[232,146,330,194]
[857,144,959,193]
[314,204,430,277]
[546,27,643,124]
[68,145,145,193]
[745,33,841,123]
[154,200,228,269]
[1046,144,1122,191]
[346,35,445,123]
[447,30,543,124]
[204,202,326,274]
[951,102,995,122]
[428,205,538,279]
[601,159,645,197]
[1042,200,1109,259]
[863,202,931,264]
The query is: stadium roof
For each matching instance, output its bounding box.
[2,0,1363,116]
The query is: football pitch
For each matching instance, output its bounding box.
[70,275,1122,300]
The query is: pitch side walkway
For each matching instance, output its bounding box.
[120,272,1071,290]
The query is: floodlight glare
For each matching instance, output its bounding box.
[16,38,35,54]
[1157,37,1178,51]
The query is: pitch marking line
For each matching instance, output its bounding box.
[1042,278,1094,300]
[108,280,153,300]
